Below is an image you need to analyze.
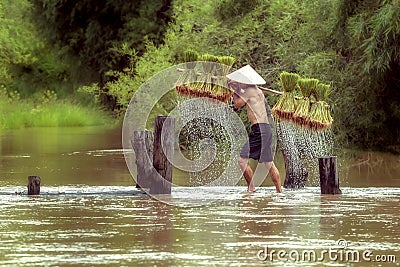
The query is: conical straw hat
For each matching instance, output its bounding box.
[226,65,266,85]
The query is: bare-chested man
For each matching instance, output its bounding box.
[226,65,282,193]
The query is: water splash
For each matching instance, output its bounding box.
[277,120,334,187]
[174,94,334,188]
[173,96,246,187]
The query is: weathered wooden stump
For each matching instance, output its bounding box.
[319,156,341,194]
[27,176,41,195]
[132,130,154,189]
[132,116,175,195]
[151,116,175,194]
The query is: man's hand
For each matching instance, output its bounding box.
[233,91,247,110]
[229,99,240,112]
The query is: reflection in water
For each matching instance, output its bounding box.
[0,127,400,266]
[0,187,399,266]
[1,127,400,188]
[0,126,133,186]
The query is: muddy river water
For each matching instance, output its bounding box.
[0,126,399,266]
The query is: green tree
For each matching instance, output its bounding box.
[31,0,172,108]
[0,0,38,84]
[18,0,398,149]
[118,0,400,149]
[0,0,80,97]
[332,0,400,148]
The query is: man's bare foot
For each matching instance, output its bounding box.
[247,186,256,193]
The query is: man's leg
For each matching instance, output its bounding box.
[238,156,256,192]
[264,162,282,193]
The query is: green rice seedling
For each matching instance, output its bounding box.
[184,49,198,69]
[293,78,318,127]
[218,56,235,74]
[308,83,333,131]
[298,78,318,98]
[199,54,220,99]
[272,72,300,121]
[280,72,300,92]
[215,55,235,102]
[176,50,199,97]
[176,52,235,103]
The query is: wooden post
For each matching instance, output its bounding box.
[319,156,341,194]
[132,130,154,189]
[152,116,175,194]
[27,176,41,195]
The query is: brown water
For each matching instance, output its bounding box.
[0,127,399,266]
[0,127,132,186]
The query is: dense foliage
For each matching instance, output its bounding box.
[30,0,172,109]
[332,0,400,149]
[1,0,399,150]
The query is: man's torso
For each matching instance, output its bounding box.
[245,87,269,125]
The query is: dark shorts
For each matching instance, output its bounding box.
[240,123,273,163]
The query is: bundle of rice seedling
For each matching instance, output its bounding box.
[212,56,235,103]
[308,83,333,131]
[197,54,216,98]
[175,52,236,103]
[218,56,235,75]
[293,78,318,127]
[185,50,198,69]
[272,72,300,121]
[280,71,300,92]
[175,50,199,96]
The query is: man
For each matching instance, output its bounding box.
[227,65,282,193]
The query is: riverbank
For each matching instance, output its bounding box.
[0,91,114,129]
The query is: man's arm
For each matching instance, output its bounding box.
[233,91,247,110]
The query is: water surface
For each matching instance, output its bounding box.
[0,186,399,266]
[0,127,399,266]
[0,126,132,186]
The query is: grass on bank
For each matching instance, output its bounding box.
[0,89,113,129]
